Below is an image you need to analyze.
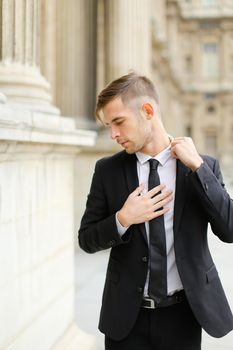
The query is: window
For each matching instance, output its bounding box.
[205,93,216,99]
[185,55,192,73]
[200,22,220,30]
[207,105,216,113]
[202,43,219,78]
[202,0,218,6]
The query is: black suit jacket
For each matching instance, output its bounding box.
[78,151,233,341]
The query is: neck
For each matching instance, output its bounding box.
[140,124,170,157]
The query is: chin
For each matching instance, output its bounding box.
[123,142,140,154]
[125,146,138,154]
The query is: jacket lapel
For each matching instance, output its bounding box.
[122,152,148,244]
[173,160,189,237]
[123,153,139,193]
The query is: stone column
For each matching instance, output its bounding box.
[192,26,202,83]
[40,0,57,104]
[96,0,105,94]
[195,95,207,153]
[151,0,167,42]
[56,0,97,128]
[220,26,229,83]
[0,0,56,111]
[167,1,179,75]
[104,0,151,82]
[220,97,232,167]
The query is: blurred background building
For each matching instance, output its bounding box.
[0,0,233,349]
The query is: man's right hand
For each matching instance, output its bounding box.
[117,184,173,228]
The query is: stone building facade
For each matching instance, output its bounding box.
[0,1,232,350]
[175,0,233,178]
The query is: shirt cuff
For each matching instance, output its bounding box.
[115,212,128,237]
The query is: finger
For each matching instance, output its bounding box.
[172,136,189,142]
[171,146,179,154]
[173,137,193,146]
[147,184,165,197]
[170,150,178,159]
[171,144,183,153]
[150,207,170,220]
[171,155,178,159]
[151,191,173,205]
[132,183,145,196]
[153,194,173,211]
[172,136,186,141]
[171,140,183,147]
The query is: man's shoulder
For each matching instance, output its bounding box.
[96,150,136,168]
[201,154,218,167]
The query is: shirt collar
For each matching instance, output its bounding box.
[136,140,172,167]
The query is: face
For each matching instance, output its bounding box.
[102,97,152,154]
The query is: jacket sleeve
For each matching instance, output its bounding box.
[78,160,130,253]
[189,159,233,243]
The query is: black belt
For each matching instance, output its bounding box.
[141,290,186,309]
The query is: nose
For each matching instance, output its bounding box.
[110,126,120,140]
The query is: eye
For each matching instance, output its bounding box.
[114,120,124,126]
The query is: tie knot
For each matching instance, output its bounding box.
[149,158,159,171]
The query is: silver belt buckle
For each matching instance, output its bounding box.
[143,297,156,309]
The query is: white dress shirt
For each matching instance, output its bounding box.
[116,144,183,297]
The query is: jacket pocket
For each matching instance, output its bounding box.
[206,265,218,283]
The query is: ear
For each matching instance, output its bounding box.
[141,103,154,120]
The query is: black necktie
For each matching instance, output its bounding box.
[148,158,167,303]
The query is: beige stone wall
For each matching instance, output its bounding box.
[0,144,74,349]
[0,1,97,349]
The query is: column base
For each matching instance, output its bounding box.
[0,62,54,109]
[51,323,98,350]
[75,116,98,131]
[8,101,60,116]
[0,102,96,147]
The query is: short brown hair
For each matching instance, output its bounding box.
[95,72,159,121]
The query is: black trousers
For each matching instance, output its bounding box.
[105,298,202,350]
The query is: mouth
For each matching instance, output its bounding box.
[118,141,129,147]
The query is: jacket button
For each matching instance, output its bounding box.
[137,286,143,293]
[142,256,148,263]
[109,239,116,247]
[204,183,208,191]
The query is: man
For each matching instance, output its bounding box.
[78,72,233,350]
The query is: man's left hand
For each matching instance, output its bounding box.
[171,137,204,171]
